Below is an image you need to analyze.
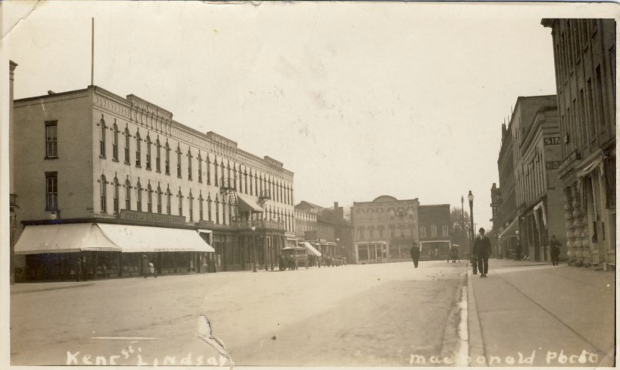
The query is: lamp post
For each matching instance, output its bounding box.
[461,196,465,256]
[468,191,476,274]
[251,226,257,273]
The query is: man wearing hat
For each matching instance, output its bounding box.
[474,228,492,278]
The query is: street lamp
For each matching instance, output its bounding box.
[251,226,257,273]
[468,191,476,274]
[461,196,465,255]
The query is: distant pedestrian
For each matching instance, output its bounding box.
[475,228,492,278]
[141,255,150,278]
[550,235,561,266]
[471,244,478,275]
[148,262,158,278]
[410,242,420,268]
[515,233,522,261]
[75,257,83,282]
[81,257,88,281]
[449,245,459,263]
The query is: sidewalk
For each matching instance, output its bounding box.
[467,259,615,367]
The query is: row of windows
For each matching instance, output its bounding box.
[419,225,449,238]
[553,20,615,156]
[96,175,295,231]
[44,118,294,206]
[516,151,545,207]
[98,119,293,204]
[357,227,414,239]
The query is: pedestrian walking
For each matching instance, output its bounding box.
[410,242,420,268]
[75,257,83,282]
[549,235,561,266]
[141,255,151,278]
[149,262,158,277]
[475,228,492,278]
[515,232,522,261]
[471,244,478,275]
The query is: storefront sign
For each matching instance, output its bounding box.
[558,149,581,173]
[120,210,186,224]
[545,161,561,170]
[543,137,560,146]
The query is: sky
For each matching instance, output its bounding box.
[2,1,616,230]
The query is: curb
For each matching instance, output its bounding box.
[11,283,96,295]
[467,270,486,366]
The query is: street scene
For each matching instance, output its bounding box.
[2,1,617,369]
[10,260,614,367]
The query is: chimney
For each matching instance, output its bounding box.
[334,201,339,208]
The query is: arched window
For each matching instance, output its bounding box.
[215,195,220,224]
[178,189,183,216]
[100,175,107,213]
[431,225,437,237]
[125,179,131,210]
[135,132,141,167]
[99,117,106,157]
[112,123,119,161]
[113,177,120,214]
[420,227,427,238]
[146,135,152,170]
[166,187,172,215]
[124,128,131,164]
[165,142,171,175]
[207,193,212,221]
[214,158,219,186]
[198,154,203,183]
[157,185,162,214]
[249,170,254,196]
[206,155,211,185]
[136,181,142,212]
[188,149,193,181]
[221,160,225,187]
[189,191,194,222]
[199,192,204,220]
[156,139,161,172]
[147,184,153,213]
[176,145,182,178]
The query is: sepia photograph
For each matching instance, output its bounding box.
[0,1,617,368]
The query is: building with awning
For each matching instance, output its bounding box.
[236,193,264,214]
[541,18,615,270]
[302,242,322,257]
[12,85,295,281]
[14,222,215,280]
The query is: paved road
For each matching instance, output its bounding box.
[11,260,467,367]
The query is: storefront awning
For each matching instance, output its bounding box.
[577,157,603,178]
[14,223,122,255]
[98,224,215,253]
[302,242,322,257]
[499,217,520,239]
[236,193,264,213]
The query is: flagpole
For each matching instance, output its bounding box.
[91,18,94,86]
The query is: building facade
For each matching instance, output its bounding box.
[489,183,502,257]
[13,85,295,280]
[497,121,520,258]
[351,195,419,264]
[418,204,452,260]
[542,18,616,270]
[515,99,566,262]
[9,61,18,284]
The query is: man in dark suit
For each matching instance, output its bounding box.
[475,228,492,278]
